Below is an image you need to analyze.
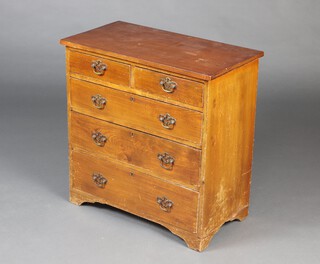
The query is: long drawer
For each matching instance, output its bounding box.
[70,78,203,147]
[71,150,199,233]
[70,112,201,188]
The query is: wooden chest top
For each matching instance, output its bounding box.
[60,21,263,80]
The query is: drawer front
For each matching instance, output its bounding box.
[69,51,130,87]
[133,67,204,108]
[71,151,199,233]
[70,78,202,146]
[70,112,200,188]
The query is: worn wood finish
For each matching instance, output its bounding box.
[71,150,199,232]
[60,21,263,80]
[70,71,203,112]
[69,50,130,87]
[70,112,201,188]
[133,67,204,108]
[61,21,263,252]
[70,78,203,147]
[197,60,259,249]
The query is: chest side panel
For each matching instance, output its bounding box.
[199,60,259,237]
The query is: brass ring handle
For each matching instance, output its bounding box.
[91,60,107,75]
[92,131,107,147]
[91,94,107,109]
[159,113,176,130]
[92,173,107,188]
[157,196,174,213]
[157,153,175,170]
[160,77,177,93]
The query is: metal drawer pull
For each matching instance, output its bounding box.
[157,196,174,213]
[159,113,176,130]
[92,173,107,188]
[91,94,107,109]
[91,60,107,75]
[157,152,175,170]
[160,77,177,93]
[92,131,107,147]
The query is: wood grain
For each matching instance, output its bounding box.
[71,150,199,232]
[62,22,264,251]
[69,50,130,87]
[70,78,203,147]
[70,112,201,189]
[60,21,263,80]
[133,67,204,108]
[198,60,259,244]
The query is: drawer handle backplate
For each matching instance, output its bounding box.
[157,152,175,170]
[91,94,107,109]
[91,60,107,75]
[159,113,176,130]
[92,173,107,188]
[92,131,107,147]
[160,77,177,93]
[157,196,174,213]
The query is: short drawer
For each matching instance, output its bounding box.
[70,78,202,147]
[133,67,204,108]
[71,150,199,233]
[69,51,130,87]
[70,112,201,188]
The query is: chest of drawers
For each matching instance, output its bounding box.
[60,21,263,251]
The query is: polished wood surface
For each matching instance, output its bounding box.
[71,150,199,232]
[69,50,130,87]
[133,67,204,108]
[60,21,263,80]
[61,22,263,252]
[70,112,201,188]
[70,78,203,147]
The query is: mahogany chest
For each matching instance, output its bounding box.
[60,21,263,251]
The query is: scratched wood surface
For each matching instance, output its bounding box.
[61,22,263,252]
[196,60,259,250]
[61,21,263,80]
